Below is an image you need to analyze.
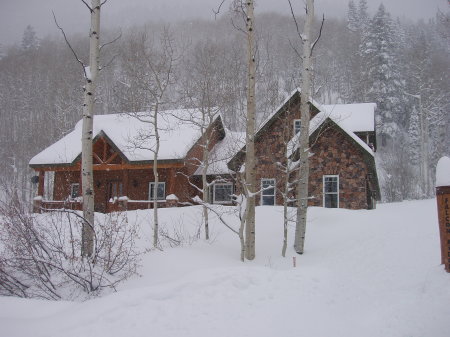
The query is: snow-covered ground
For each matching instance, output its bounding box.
[1,199,448,337]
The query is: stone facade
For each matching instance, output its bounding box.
[231,95,378,210]
[308,125,372,209]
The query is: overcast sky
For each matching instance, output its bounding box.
[0,0,447,46]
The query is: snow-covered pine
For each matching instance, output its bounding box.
[21,25,39,51]
[361,4,404,143]
[347,1,359,32]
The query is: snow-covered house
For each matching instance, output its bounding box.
[30,90,380,212]
[227,89,380,209]
[29,109,227,212]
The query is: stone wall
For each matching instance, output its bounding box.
[250,101,372,209]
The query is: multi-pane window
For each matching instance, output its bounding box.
[213,183,233,204]
[294,119,302,135]
[109,181,123,199]
[70,183,80,199]
[323,175,339,208]
[149,182,166,201]
[261,179,276,206]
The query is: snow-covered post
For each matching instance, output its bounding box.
[435,156,450,273]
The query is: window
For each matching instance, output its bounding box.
[294,119,301,135]
[323,175,339,208]
[149,182,165,201]
[261,179,276,206]
[70,183,80,199]
[213,183,233,204]
[109,181,123,199]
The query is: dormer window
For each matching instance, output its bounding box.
[294,119,301,135]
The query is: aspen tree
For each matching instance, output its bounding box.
[244,0,257,260]
[293,0,314,254]
[81,0,102,257]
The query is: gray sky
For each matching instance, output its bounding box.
[0,0,447,46]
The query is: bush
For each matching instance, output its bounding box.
[0,198,140,300]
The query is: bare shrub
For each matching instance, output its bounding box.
[0,198,140,300]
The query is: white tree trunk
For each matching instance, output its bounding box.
[294,0,314,255]
[81,0,101,257]
[153,103,160,248]
[201,111,210,240]
[244,0,256,261]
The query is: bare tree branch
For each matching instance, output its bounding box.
[100,54,118,71]
[311,14,325,56]
[288,0,305,43]
[288,38,302,59]
[100,30,122,51]
[80,0,93,12]
[213,0,227,19]
[52,11,86,77]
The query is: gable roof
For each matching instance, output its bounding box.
[194,129,246,176]
[289,103,376,157]
[228,89,377,171]
[30,109,221,167]
[227,88,322,170]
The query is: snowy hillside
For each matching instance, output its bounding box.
[1,199,448,337]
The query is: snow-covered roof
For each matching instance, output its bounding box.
[320,103,376,133]
[288,103,376,157]
[194,129,246,175]
[30,109,216,166]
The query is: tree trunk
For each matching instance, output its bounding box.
[153,103,160,248]
[202,113,210,240]
[294,0,314,255]
[81,0,101,258]
[244,0,256,261]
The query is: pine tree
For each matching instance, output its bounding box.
[407,105,420,165]
[362,4,404,141]
[21,25,39,51]
[347,1,359,32]
[357,0,369,33]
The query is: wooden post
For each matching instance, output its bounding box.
[38,171,45,196]
[436,185,450,272]
[123,169,129,197]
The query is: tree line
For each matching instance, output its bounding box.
[0,1,448,203]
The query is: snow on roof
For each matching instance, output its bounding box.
[194,129,246,176]
[30,109,213,166]
[257,87,322,133]
[436,156,450,187]
[320,103,376,133]
[288,103,376,157]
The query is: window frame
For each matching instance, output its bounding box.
[149,182,166,201]
[293,119,302,135]
[323,175,339,208]
[213,183,234,204]
[70,183,80,199]
[261,178,276,206]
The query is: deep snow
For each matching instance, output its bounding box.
[1,199,448,337]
